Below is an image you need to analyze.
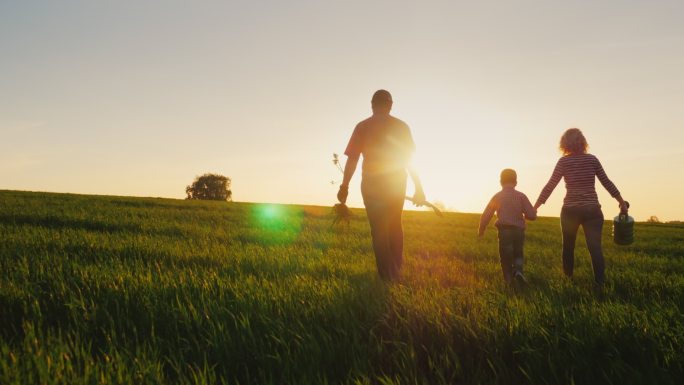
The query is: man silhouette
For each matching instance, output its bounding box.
[337,90,425,281]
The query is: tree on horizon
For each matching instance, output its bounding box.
[186,173,232,201]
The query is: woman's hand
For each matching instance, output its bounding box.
[616,195,629,213]
[619,200,629,213]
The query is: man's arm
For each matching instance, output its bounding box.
[408,166,426,205]
[337,154,360,204]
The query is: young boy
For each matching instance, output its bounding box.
[478,169,537,284]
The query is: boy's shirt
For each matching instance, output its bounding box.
[479,185,537,234]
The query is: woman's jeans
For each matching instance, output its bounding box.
[560,205,605,284]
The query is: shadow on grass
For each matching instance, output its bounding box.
[0,213,190,239]
[1,262,392,384]
[0,213,142,233]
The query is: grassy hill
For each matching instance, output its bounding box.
[1,190,682,384]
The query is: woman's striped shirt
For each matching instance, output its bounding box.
[535,153,620,208]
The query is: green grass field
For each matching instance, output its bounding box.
[1,190,682,384]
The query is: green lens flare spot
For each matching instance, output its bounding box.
[255,204,285,223]
[250,204,304,245]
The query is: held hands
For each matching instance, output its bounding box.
[337,185,349,204]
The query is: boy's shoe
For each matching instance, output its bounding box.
[513,271,527,285]
[593,280,605,291]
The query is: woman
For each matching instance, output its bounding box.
[534,128,628,285]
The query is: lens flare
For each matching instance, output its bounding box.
[256,204,283,222]
[250,204,304,245]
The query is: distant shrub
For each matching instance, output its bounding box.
[186,173,232,201]
[647,215,661,223]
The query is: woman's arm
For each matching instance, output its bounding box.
[534,159,563,209]
[594,157,627,211]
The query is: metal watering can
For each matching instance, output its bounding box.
[613,201,634,245]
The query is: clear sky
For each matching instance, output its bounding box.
[2,0,683,221]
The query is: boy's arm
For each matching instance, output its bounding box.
[478,197,497,236]
[522,194,537,221]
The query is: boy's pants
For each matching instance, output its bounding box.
[497,225,525,283]
[361,171,407,281]
[560,205,605,284]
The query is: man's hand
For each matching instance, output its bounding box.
[534,202,542,210]
[412,190,426,206]
[337,185,349,204]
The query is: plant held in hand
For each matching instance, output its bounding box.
[332,203,352,227]
[331,153,353,227]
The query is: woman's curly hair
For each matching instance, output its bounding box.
[559,128,588,155]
